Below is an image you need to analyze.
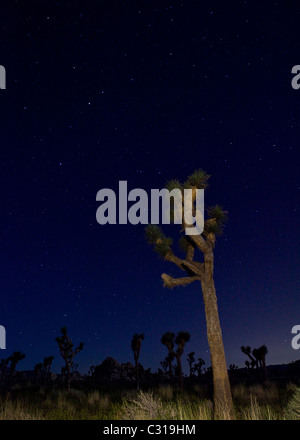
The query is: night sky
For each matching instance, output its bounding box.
[0,1,299,375]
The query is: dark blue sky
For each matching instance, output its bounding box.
[0,1,299,374]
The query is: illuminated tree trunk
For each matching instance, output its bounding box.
[201,249,234,420]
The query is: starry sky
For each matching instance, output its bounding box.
[0,1,299,374]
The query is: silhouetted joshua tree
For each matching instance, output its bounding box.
[229,364,238,371]
[8,351,26,388]
[131,333,144,391]
[241,346,258,369]
[193,358,206,377]
[42,355,54,386]
[0,357,10,382]
[55,327,84,391]
[160,353,175,378]
[161,331,190,390]
[160,358,169,374]
[252,345,268,381]
[146,170,234,419]
[245,360,250,370]
[187,352,195,377]
[241,345,268,380]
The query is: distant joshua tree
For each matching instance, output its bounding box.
[241,345,268,380]
[229,364,238,371]
[146,170,234,419]
[160,357,169,374]
[252,345,268,381]
[55,327,84,391]
[193,358,206,377]
[131,333,144,391]
[161,331,190,390]
[187,352,195,377]
[241,346,258,369]
[42,356,54,386]
[8,351,26,388]
[0,357,10,382]
[160,353,175,378]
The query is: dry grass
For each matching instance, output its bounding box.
[0,399,44,420]
[0,382,297,420]
[284,386,300,420]
[157,384,173,401]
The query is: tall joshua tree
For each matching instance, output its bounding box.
[55,327,84,391]
[146,170,234,419]
[131,333,144,391]
[193,358,206,377]
[161,331,190,390]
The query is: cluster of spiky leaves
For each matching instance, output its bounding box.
[165,179,182,192]
[252,345,268,361]
[161,331,191,351]
[187,351,195,363]
[8,351,26,370]
[166,169,210,192]
[204,204,228,236]
[146,171,228,261]
[175,331,191,346]
[145,224,173,258]
[183,169,210,189]
[241,344,268,362]
[161,332,175,349]
[131,334,144,352]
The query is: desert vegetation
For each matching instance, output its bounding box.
[1,326,300,420]
[0,173,299,420]
[0,381,299,420]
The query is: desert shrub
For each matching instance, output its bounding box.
[119,391,176,420]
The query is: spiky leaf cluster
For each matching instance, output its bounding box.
[204,204,228,236]
[166,179,182,192]
[9,351,26,369]
[131,333,144,351]
[175,331,191,345]
[183,169,210,189]
[145,225,173,257]
[161,332,175,349]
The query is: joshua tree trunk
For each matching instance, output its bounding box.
[201,279,234,419]
[177,356,183,391]
[131,334,144,391]
[201,248,234,419]
[135,358,139,391]
[66,365,71,392]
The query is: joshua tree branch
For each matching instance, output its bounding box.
[182,220,208,253]
[165,250,204,277]
[165,251,187,271]
[161,273,201,289]
[186,242,195,262]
